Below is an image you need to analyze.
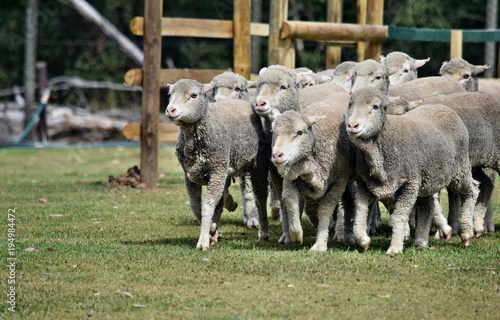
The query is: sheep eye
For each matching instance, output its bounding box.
[235,87,241,92]
[375,76,382,80]
[403,69,409,73]
[373,105,380,110]
[296,130,303,136]
[190,93,198,99]
[280,85,287,91]
[463,74,470,80]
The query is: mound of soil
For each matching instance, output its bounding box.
[106,166,145,189]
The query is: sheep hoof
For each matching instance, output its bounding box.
[332,234,344,242]
[462,238,472,247]
[196,243,210,251]
[246,218,259,229]
[360,243,370,253]
[290,230,303,245]
[414,239,428,248]
[386,246,402,255]
[271,208,281,220]
[278,234,291,244]
[258,233,269,241]
[343,234,356,246]
[474,230,485,238]
[310,244,327,252]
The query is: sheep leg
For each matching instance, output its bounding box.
[270,168,290,244]
[386,184,418,255]
[196,176,226,250]
[310,188,344,252]
[332,203,345,242]
[431,192,452,240]
[282,179,303,245]
[184,175,202,223]
[223,187,238,212]
[353,181,376,252]
[369,202,382,235]
[240,171,259,228]
[250,164,270,242]
[472,169,494,237]
[413,196,435,248]
[341,184,357,245]
[447,188,461,235]
[484,168,497,233]
[454,180,480,246]
[268,173,281,220]
[210,194,225,245]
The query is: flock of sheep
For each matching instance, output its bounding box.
[165,52,500,254]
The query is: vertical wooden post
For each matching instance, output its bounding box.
[268,0,295,68]
[326,0,343,69]
[233,0,251,79]
[356,0,367,62]
[24,0,38,141]
[140,0,163,189]
[365,0,384,61]
[36,61,48,143]
[450,30,463,60]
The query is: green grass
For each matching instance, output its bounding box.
[0,147,499,319]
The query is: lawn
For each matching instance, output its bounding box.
[1,147,499,319]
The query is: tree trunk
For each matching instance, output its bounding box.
[57,0,144,66]
[23,0,38,141]
[484,0,498,78]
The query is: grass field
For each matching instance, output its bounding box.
[1,147,499,319]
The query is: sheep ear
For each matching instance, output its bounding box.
[259,67,268,76]
[318,75,331,83]
[306,115,326,127]
[415,57,430,69]
[379,55,386,63]
[407,99,423,111]
[202,82,215,94]
[388,66,399,76]
[296,72,313,84]
[472,64,490,76]
[386,96,401,104]
[246,80,256,88]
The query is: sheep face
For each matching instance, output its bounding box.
[211,72,254,102]
[381,52,429,85]
[255,66,298,117]
[439,58,489,92]
[271,111,321,172]
[350,59,390,94]
[331,62,357,92]
[166,79,214,125]
[346,88,387,140]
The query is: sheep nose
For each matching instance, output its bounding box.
[167,106,176,117]
[347,122,360,133]
[256,101,266,108]
[272,151,284,162]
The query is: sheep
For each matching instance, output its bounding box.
[294,67,332,89]
[438,58,498,234]
[346,87,479,254]
[271,103,357,251]
[255,65,355,245]
[331,61,358,92]
[351,59,466,100]
[380,51,430,85]
[209,71,260,228]
[421,92,500,236]
[166,79,270,250]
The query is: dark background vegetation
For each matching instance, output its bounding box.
[0,0,492,109]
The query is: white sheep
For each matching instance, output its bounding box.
[294,67,332,89]
[271,102,356,251]
[166,79,270,250]
[346,87,479,254]
[380,51,430,85]
[331,61,358,92]
[210,71,260,228]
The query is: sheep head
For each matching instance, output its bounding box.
[380,51,430,85]
[255,65,299,117]
[211,71,255,102]
[166,79,213,125]
[331,61,358,92]
[439,58,489,92]
[346,87,388,140]
[350,59,396,95]
[271,110,324,175]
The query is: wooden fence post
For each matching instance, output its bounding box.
[356,0,367,62]
[36,61,48,143]
[365,0,384,61]
[450,30,463,59]
[233,0,251,79]
[140,0,163,189]
[268,0,295,68]
[326,0,343,69]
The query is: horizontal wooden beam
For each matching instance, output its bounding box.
[130,17,269,38]
[123,122,179,142]
[125,68,231,87]
[281,21,388,42]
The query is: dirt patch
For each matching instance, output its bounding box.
[106,166,145,189]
